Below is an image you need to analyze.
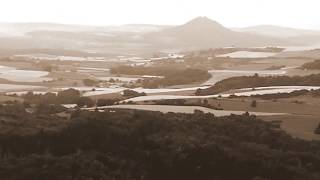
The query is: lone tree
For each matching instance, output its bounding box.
[315,123,320,134]
[96,99,117,107]
[57,88,81,104]
[83,79,98,86]
[202,99,209,106]
[251,100,257,108]
[77,97,94,108]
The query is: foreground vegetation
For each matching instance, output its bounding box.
[0,104,319,180]
[197,74,320,95]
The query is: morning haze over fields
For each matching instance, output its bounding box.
[0,0,320,179]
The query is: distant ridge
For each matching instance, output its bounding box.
[144,16,295,49]
[234,25,320,38]
[0,17,317,54]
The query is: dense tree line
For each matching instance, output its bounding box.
[197,74,320,95]
[0,102,69,136]
[250,89,320,99]
[0,109,319,180]
[21,89,95,108]
[111,66,211,88]
[153,99,222,110]
[225,89,320,100]
[122,89,146,97]
[18,89,124,109]
[301,60,320,70]
[22,89,81,105]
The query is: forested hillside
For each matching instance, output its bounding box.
[0,106,319,180]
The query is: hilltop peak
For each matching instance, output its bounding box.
[145,16,292,49]
[189,16,213,22]
[183,16,224,28]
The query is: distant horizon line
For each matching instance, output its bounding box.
[0,18,319,31]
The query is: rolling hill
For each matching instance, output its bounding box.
[0,17,314,55]
[144,17,294,49]
[234,25,320,38]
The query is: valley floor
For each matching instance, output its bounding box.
[1,49,320,140]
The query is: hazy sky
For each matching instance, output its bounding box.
[0,0,319,29]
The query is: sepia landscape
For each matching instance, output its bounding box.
[0,0,320,179]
